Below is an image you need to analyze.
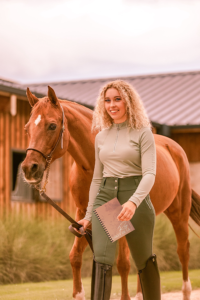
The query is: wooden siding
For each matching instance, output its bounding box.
[0,95,76,219]
[152,127,157,134]
[189,162,200,194]
[171,131,200,162]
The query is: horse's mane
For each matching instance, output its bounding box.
[31,97,93,121]
[59,99,93,120]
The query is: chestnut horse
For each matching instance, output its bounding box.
[22,86,200,300]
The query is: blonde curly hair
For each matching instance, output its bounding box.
[92,80,151,131]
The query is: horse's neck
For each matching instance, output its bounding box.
[62,102,95,170]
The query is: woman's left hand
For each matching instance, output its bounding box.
[117,201,137,221]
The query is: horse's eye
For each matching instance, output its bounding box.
[49,123,57,130]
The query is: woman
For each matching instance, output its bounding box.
[78,80,161,300]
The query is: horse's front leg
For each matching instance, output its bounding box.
[69,208,88,300]
[117,238,143,300]
[135,275,143,300]
[117,237,131,300]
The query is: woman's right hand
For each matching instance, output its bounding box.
[77,219,91,234]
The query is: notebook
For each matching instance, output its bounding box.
[93,197,135,242]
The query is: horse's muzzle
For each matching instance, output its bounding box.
[21,160,44,184]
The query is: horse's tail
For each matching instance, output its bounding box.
[190,189,200,226]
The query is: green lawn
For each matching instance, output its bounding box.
[0,270,199,300]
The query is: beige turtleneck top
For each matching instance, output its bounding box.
[84,121,156,221]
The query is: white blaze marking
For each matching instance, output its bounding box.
[34,115,41,126]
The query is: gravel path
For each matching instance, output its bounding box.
[112,289,200,300]
[161,290,200,300]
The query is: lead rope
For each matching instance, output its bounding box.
[32,105,93,252]
[35,156,52,194]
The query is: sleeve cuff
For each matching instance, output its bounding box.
[128,196,140,208]
[83,216,92,222]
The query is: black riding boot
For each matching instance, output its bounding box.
[138,254,161,300]
[91,259,112,300]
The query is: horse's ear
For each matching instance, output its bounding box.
[26,88,39,107]
[48,86,59,106]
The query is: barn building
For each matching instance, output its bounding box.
[0,70,200,218]
[0,79,75,218]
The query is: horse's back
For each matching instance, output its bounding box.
[151,134,190,214]
[154,134,189,165]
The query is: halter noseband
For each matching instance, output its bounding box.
[26,105,65,169]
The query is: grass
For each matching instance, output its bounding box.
[0,270,199,299]
[0,213,199,284]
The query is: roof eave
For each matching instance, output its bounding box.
[0,84,44,98]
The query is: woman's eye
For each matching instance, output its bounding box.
[49,123,57,130]
[105,99,110,102]
[116,97,121,101]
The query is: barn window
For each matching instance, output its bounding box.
[11,150,63,202]
[11,150,33,202]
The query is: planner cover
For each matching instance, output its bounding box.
[93,197,135,242]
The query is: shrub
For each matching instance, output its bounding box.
[0,213,199,284]
[0,215,74,283]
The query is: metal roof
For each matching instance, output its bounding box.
[26,71,200,126]
[1,71,200,126]
[0,78,43,98]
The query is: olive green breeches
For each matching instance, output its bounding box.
[92,176,155,270]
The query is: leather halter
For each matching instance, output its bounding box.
[26,105,65,169]
[25,104,93,251]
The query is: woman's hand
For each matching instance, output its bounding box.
[117,201,136,221]
[76,219,91,234]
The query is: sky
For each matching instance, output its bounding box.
[0,0,200,83]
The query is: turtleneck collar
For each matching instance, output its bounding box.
[111,119,129,129]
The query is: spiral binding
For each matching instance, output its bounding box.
[94,209,113,242]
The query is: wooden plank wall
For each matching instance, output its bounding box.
[171,129,200,162]
[0,95,76,219]
[0,96,10,218]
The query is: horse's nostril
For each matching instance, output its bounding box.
[31,163,38,173]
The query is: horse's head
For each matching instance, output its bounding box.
[21,86,69,185]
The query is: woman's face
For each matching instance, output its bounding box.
[104,88,127,124]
